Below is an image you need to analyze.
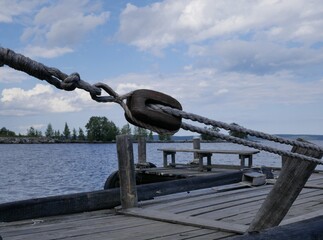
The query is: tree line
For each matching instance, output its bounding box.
[1,117,247,142]
[0,116,173,142]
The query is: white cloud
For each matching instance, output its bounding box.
[0,84,81,115]
[118,0,323,51]
[0,0,40,23]
[17,0,109,58]
[117,0,323,79]
[23,45,74,58]
[0,67,29,83]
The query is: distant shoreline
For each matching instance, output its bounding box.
[1,134,323,144]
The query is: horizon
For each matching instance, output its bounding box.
[1,1,323,136]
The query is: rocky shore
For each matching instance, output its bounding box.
[0,137,60,144]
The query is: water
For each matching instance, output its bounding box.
[1,140,322,204]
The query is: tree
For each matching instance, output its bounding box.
[27,127,42,137]
[201,126,220,141]
[121,123,132,135]
[133,126,148,140]
[158,133,171,141]
[229,123,248,139]
[0,127,15,137]
[72,128,77,140]
[85,116,120,142]
[78,128,85,140]
[63,122,71,139]
[45,123,54,138]
[148,131,154,141]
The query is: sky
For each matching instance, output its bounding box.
[1,0,323,136]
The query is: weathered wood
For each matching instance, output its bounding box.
[193,137,201,159]
[0,171,242,222]
[121,208,248,234]
[116,134,138,209]
[248,139,323,232]
[159,148,259,169]
[137,135,146,164]
[229,216,323,240]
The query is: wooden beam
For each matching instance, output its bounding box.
[0,171,242,222]
[248,139,323,232]
[121,208,248,234]
[138,136,146,164]
[117,135,138,209]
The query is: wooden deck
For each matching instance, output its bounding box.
[1,172,323,239]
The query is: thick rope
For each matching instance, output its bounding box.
[150,104,323,153]
[181,122,323,164]
[1,47,322,163]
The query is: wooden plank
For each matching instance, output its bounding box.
[158,148,259,155]
[248,139,323,232]
[160,186,272,214]
[121,208,248,234]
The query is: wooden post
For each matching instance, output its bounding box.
[138,136,146,164]
[248,139,322,232]
[116,135,138,209]
[193,137,201,159]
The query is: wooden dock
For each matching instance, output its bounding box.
[1,172,323,240]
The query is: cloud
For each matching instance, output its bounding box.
[0,67,30,83]
[0,84,81,116]
[118,0,323,50]
[117,0,323,76]
[16,0,110,58]
[0,0,40,23]
[23,45,74,58]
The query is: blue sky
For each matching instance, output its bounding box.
[1,0,323,136]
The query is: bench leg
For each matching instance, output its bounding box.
[239,155,245,168]
[207,155,212,171]
[171,153,176,167]
[163,152,168,167]
[198,154,204,171]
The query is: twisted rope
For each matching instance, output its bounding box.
[150,104,323,152]
[181,122,323,164]
[1,47,322,163]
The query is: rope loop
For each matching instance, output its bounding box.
[61,72,80,91]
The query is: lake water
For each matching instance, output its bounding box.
[1,140,323,204]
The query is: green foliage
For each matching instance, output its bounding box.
[158,133,171,141]
[85,116,120,142]
[133,126,148,140]
[63,122,71,139]
[148,131,154,141]
[78,128,86,140]
[27,127,42,137]
[45,123,54,138]
[121,123,132,135]
[229,123,248,139]
[0,127,16,137]
[201,126,220,141]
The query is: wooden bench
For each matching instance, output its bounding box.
[158,148,260,171]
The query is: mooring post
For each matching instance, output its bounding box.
[116,134,138,209]
[138,135,147,164]
[248,139,322,232]
[193,137,201,159]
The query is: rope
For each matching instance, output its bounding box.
[149,104,323,152]
[1,47,322,164]
[181,122,323,164]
